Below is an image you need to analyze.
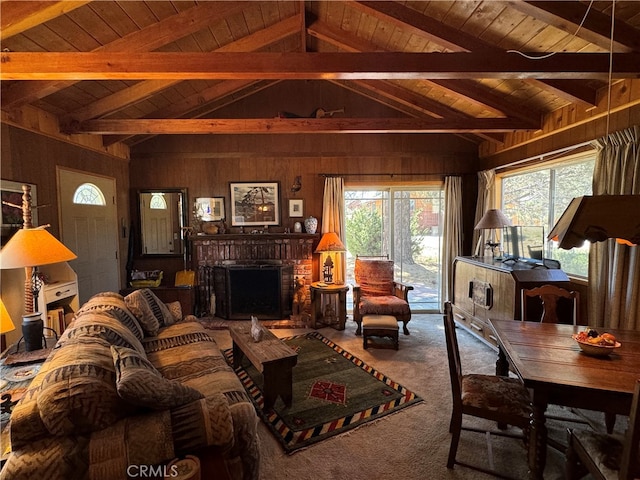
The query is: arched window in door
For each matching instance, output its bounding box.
[149,193,167,210]
[73,183,106,206]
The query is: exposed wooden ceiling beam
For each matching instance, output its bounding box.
[2,52,637,80]
[349,1,486,53]
[0,1,89,40]
[307,19,539,126]
[102,80,279,147]
[509,1,640,52]
[61,16,300,124]
[1,1,252,108]
[69,118,535,135]
[351,1,598,105]
[298,1,307,52]
[326,81,504,145]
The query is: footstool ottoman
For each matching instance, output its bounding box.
[362,315,399,350]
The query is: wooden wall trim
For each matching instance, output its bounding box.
[479,79,640,168]
[1,105,130,161]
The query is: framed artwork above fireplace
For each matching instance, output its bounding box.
[230,181,280,226]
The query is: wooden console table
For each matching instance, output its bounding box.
[451,256,569,348]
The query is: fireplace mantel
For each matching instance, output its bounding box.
[191,233,318,241]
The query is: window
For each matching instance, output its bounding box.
[499,153,595,277]
[149,193,167,210]
[73,183,106,206]
[344,186,444,311]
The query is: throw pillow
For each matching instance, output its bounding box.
[110,345,203,409]
[124,289,174,336]
[76,292,145,341]
[164,301,182,325]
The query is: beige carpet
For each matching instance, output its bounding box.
[207,314,612,480]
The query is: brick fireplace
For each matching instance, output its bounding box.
[190,233,318,318]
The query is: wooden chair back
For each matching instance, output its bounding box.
[521,284,579,325]
[443,302,462,409]
[354,256,395,297]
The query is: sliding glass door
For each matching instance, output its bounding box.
[344,187,444,312]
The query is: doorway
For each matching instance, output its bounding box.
[58,168,119,304]
[344,187,444,312]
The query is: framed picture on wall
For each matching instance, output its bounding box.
[289,199,304,218]
[195,197,225,222]
[1,180,38,246]
[229,182,280,226]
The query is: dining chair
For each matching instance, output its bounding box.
[521,284,580,325]
[443,302,532,479]
[565,379,640,480]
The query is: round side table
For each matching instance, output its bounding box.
[309,282,349,330]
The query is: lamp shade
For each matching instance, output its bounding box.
[548,195,640,249]
[0,226,77,269]
[315,232,346,253]
[0,298,15,334]
[474,209,512,230]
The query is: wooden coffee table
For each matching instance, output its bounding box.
[228,324,298,410]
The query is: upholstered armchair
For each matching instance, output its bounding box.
[352,256,413,335]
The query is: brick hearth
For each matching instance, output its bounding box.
[190,233,318,317]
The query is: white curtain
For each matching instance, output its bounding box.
[473,169,496,256]
[589,126,640,329]
[441,176,463,305]
[321,177,346,284]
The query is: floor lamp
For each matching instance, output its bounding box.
[0,185,77,351]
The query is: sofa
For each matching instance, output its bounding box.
[2,290,260,480]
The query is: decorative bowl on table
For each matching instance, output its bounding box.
[572,329,621,357]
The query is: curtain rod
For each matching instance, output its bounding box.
[496,140,593,171]
[318,173,447,178]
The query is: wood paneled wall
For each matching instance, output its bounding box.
[1,124,130,345]
[479,80,640,168]
[129,132,479,279]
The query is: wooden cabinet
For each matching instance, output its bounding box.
[451,256,569,348]
[37,262,79,337]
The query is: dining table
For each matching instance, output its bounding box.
[488,319,640,480]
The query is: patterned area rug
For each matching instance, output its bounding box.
[223,331,422,454]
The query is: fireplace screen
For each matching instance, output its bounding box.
[213,264,293,320]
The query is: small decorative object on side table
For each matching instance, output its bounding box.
[309,282,349,330]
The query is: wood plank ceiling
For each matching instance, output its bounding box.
[1,0,639,147]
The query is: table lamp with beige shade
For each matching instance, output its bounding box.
[474,209,512,258]
[315,232,346,284]
[0,227,77,351]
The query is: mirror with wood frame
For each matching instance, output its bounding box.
[138,189,187,256]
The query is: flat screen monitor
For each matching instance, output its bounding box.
[502,225,545,264]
